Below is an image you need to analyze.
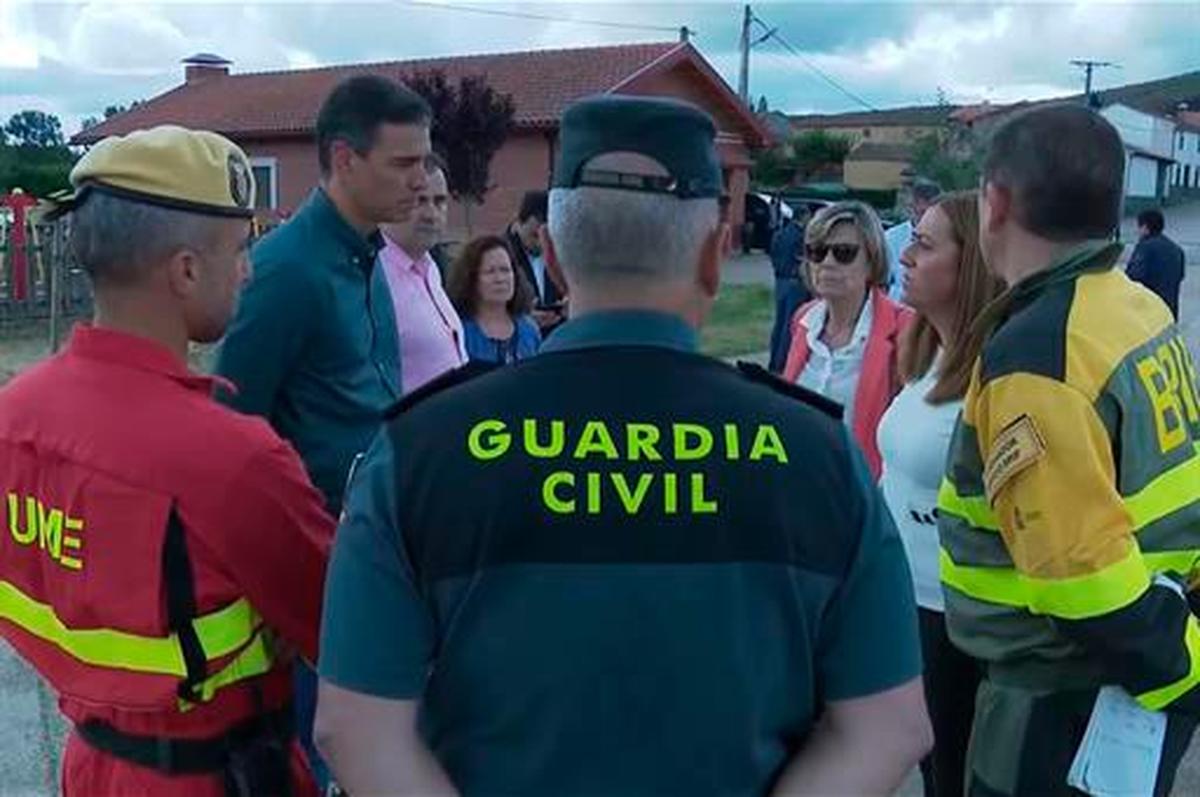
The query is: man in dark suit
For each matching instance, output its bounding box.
[1127,208,1186,320]
[507,190,567,331]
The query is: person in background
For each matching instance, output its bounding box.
[782,201,912,478]
[877,191,1004,797]
[767,207,813,373]
[446,234,541,364]
[507,190,567,332]
[214,74,432,789]
[379,156,467,392]
[886,179,942,301]
[1126,208,1186,320]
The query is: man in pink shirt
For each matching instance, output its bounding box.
[379,161,467,392]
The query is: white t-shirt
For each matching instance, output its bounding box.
[795,298,873,431]
[876,355,962,611]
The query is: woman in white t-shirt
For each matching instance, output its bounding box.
[877,191,1004,797]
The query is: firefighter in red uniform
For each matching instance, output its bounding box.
[0,126,335,796]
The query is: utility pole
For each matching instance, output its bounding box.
[1071,59,1117,100]
[738,5,752,104]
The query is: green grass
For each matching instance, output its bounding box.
[2,286,777,384]
[700,283,775,359]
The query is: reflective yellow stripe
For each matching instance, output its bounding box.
[180,629,275,711]
[1137,620,1200,711]
[940,547,1151,619]
[1126,444,1200,530]
[0,579,186,674]
[0,579,261,678]
[937,478,1000,532]
[1143,551,1200,578]
[192,599,261,661]
[940,548,1027,609]
[1026,547,1150,619]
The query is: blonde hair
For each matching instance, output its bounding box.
[803,200,890,289]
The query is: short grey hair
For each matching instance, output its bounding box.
[71,191,226,286]
[548,187,719,286]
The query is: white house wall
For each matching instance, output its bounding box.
[1102,104,1175,159]
[1172,129,1200,190]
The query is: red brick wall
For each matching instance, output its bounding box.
[241,138,320,217]
[445,130,553,244]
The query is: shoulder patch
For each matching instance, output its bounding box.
[736,361,844,420]
[983,414,1046,505]
[385,360,499,419]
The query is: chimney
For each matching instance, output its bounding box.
[183,53,232,84]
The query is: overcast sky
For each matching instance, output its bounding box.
[3,0,1198,137]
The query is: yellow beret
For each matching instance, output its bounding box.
[69,125,255,218]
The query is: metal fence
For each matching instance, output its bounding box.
[1,219,94,366]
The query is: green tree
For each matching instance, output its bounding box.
[791,130,852,183]
[405,70,516,235]
[750,145,795,188]
[909,132,980,191]
[5,110,64,149]
[752,130,853,190]
[0,111,75,196]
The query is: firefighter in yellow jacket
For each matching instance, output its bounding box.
[938,103,1200,796]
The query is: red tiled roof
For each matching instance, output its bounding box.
[74,42,769,146]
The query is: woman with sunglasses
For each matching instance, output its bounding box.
[876,191,1004,797]
[782,201,911,478]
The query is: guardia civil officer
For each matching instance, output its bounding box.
[0,127,334,797]
[315,96,932,796]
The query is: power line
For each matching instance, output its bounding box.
[1070,59,1120,99]
[750,10,876,112]
[400,1,686,35]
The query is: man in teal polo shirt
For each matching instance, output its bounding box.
[315,95,931,796]
[216,75,431,514]
[215,74,432,788]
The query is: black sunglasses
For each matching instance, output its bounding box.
[805,243,861,265]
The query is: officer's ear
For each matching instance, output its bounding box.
[164,247,204,299]
[696,222,729,300]
[980,180,1011,238]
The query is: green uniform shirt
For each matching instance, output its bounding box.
[215,188,401,513]
[321,310,921,796]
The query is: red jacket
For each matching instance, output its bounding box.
[782,288,913,478]
[0,325,334,797]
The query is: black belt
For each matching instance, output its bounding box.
[75,707,293,776]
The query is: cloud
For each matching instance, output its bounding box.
[748,1,1199,108]
[66,2,192,76]
[0,0,39,68]
[2,0,1197,138]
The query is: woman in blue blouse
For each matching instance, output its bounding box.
[446,235,541,364]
